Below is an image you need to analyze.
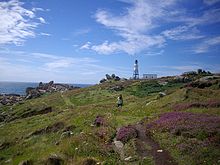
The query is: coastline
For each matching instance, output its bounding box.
[0,81,93,95]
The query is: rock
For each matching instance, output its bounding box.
[114,76,120,81]
[39,82,43,87]
[106,74,112,80]
[100,78,107,84]
[109,85,124,91]
[0,97,8,105]
[25,87,35,95]
[111,74,116,79]
[158,92,166,97]
[48,81,54,86]
[114,140,124,149]
[113,139,125,160]
[60,131,73,138]
[124,156,132,161]
[18,160,32,165]
[157,150,163,153]
[45,155,63,165]
[25,89,41,99]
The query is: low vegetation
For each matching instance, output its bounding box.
[0,74,220,165]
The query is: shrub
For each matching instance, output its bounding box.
[173,100,220,111]
[147,112,220,141]
[116,125,137,143]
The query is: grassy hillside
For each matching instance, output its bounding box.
[0,77,220,165]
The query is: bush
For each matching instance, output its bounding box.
[173,100,220,111]
[147,112,220,141]
[116,125,137,143]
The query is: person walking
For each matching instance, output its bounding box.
[117,94,123,108]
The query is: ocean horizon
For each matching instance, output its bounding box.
[0,81,93,95]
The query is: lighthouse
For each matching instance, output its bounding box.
[133,60,139,79]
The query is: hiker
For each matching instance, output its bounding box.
[117,94,123,107]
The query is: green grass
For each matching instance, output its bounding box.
[0,78,220,164]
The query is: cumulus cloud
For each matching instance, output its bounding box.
[193,36,220,53]
[0,0,46,45]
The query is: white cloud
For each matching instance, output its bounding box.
[40,32,51,36]
[203,0,220,5]
[32,7,44,12]
[44,60,72,70]
[85,0,177,55]
[0,50,123,83]
[193,36,220,53]
[145,50,164,56]
[162,26,204,40]
[83,0,220,55]
[80,42,91,49]
[176,9,220,26]
[91,36,165,55]
[0,0,46,45]
[38,17,46,23]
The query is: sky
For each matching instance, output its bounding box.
[0,0,220,84]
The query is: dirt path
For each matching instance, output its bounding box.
[134,124,178,165]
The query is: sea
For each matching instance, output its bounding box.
[0,81,92,95]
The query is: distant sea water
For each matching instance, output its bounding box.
[0,82,93,95]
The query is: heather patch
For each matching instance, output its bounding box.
[147,112,220,141]
[147,112,220,164]
[173,100,220,111]
[116,125,137,143]
[94,115,105,127]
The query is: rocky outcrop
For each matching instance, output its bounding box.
[0,94,24,106]
[99,74,125,84]
[0,81,78,106]
[25,81,76,99]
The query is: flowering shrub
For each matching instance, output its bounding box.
[173,100,220,111]
[94,115,105,127]
[147,112,220,141]
[116,125,137,143]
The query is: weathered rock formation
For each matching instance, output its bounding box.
[0,81,79,106]
[25,81,76,99]
[99,74,127,84]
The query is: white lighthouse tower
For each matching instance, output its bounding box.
[133,60,139,79]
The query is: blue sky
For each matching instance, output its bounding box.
[0,0,220,84]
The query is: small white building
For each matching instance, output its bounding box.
[143,74,157,79]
